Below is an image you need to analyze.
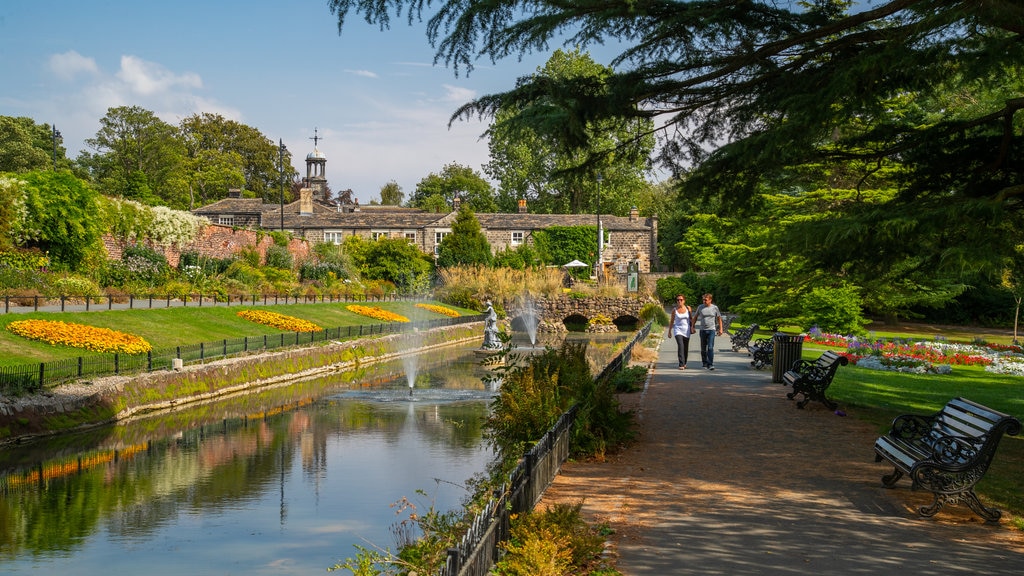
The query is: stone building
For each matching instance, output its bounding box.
[192,143,659,274]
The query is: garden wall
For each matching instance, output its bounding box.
[103,224,310,267]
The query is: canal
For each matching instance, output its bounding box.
[0,333,631,575]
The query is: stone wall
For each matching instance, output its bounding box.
[505,296,651,328]
[104,224,310,268]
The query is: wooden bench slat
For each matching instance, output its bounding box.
[873,397,1021,522]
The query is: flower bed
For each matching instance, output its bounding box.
[236,310,322,332]
[803,328,1023,375]
[346,305,410,323]
[7,319,152,354]
[414,303,460,317]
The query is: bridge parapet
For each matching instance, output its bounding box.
[505,296,652,332]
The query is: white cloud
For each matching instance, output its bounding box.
[48,51,99,81]
[344,69,379,79]
[116,55,202,96]
[440,84,476,103]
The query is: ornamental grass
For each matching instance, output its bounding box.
[236,309,322,332]
[415,303,460,317]
[7,319,152,354]
[346,304,410,323]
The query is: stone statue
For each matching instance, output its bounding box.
[482,300,500,349]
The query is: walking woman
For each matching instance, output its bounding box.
[668,294,694,369]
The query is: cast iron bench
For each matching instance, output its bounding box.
[781,350,848,409]
[873,397,1021,521]
[730,323,759,352]
[749,337,773,369]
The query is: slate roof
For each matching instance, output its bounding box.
[194,198,653,231]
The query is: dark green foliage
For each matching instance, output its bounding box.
[532,226,596,268]
[486,341,634,462]
[345,236,433,294]
[13,171,103,270]
[799,284,867,334]
[610,365,647,393]
[264,244,293,270]
[436,206,493,267]
[492,243,541,270]
[102,244,171,288]
[638,302,669,327]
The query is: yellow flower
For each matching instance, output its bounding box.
[415,303,460,317]
[346,305,410,323]
[237,310,322,332]
[7,319,152,354]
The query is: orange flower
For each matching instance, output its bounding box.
[415,303,460,317]
[7,319,152,354]
[237,310,322,332]
[346,305,410,323]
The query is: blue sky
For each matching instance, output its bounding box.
[0,0,564,203]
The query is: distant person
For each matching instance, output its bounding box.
[668,294,694,369]
[694,293,724,370]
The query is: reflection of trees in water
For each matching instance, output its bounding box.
[0,397,489,558]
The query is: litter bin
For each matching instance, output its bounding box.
[772,333,804,383]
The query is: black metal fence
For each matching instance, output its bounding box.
[2,291,413,314]
[439,321,653,576]
[0,315,482,395]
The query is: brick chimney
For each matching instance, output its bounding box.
[299,188,313,215]
[227,188,242,198]
[629,206,639,222]
[518,198,527,213]
[453,195,461,211]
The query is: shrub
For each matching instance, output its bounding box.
[639,302,669,327]
[46,275,102,299]
[799,283,867,334]
[494,502,607,576]
[264,244,293,270]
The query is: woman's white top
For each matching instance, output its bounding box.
[670,306,692,337]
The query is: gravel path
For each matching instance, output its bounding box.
[538,337,1024,575]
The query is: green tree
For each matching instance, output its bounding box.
[329,0,1024,300]
[7,171,103,270]
[178,113,287,202]
[483,48,654,215]
[379,180,404,205]
[0,116,61,173]
[80,106,185,205]
[412,163,496,213]
[344,235,433,293]
[436,206,493,267]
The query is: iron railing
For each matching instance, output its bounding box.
[0,315,482,395]
[439,321,653,576]
[1,291,414,314]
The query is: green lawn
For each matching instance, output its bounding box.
[795,338,1024,527]
[0,301,478,367]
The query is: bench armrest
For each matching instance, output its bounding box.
[889,414,934,441]
[929,433,981,467]
[788,359,814,374]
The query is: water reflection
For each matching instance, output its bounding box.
[0,332,631,575]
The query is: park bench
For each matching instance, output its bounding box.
[730,323,759,352]
[873,397,1021,521]
[749,337,773,369]
[781,350,848,409]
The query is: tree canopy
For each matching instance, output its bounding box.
[412,162,496,212]
[484,48,654,215]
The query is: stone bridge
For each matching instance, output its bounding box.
[503,296,651,332]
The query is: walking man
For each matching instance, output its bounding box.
[694,293,724,370]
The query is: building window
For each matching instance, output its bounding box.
[434,231,451,255]
[371,230,389,241]
[404,231,416,243]
[324,231,343,245]
[511,231,524,246]
[218,215,235,226]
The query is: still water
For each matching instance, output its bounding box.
[0,333,629,575]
